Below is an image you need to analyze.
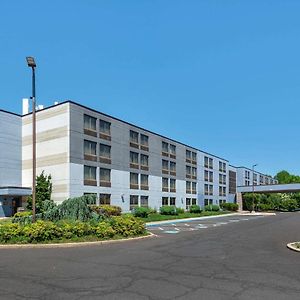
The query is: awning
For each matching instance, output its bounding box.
[0,186,32,196]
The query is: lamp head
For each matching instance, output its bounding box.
[26,57,36,68]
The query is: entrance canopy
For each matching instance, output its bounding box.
[237,183,300,194]
[0,186,32,196]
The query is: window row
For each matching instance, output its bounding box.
[162,141,176,159]
[162,178,177,192]
[130,130,149,151]
[204,170,213,182]
[84,166,111,187]
[84,115,111,140]
[219,174,226,185]
[219,186,226,197]
[204,199,227,206]
[219,161,226,173]
[130,195,149,210]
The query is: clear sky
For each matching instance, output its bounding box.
[0,0,299,176]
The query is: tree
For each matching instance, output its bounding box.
[275,170,300,184]
[27,171,53,213]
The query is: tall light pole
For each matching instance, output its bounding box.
[26,56,36,222]
[252,163,258,213]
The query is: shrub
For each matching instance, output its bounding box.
[89,205,122,217]
[204,205,220,211]
[256,203,273,211]
[132,207,152,218]
[176,207,185,214]
[189,205,202,213]
[13,211,32,219]
[220,203,239,211]
[111,215,145,237]
[95,222,116,238]
[22,220,63,242]
[160,206,178,215]
[0,223,23,242]
[278,199,298,211]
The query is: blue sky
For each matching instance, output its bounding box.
[0,0,299,176]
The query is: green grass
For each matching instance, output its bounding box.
[140,211,232,222]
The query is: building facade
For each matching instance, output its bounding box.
[0,101,277,215]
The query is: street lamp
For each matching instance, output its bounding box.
[252,164,258,213]
[26,56,36,222]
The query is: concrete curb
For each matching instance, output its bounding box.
[146,213,239,227]
[239,212,276,216]
[0,232,156,249]
[287,242,300,252]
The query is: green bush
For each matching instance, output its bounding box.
[256,203,273,211]
[132,207,152,218]
[0,223,23,242]
[111,215,146,237]
[89,205,122,217]
[278,199,298,211]
[95,222,116,238]
[204,205,220,211]
[176,207,185,214]
[160,206,178,215]
[220,203,239,211]
[13,211,32,219]
[189,205,202,213]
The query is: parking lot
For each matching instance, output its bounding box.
[147,214,265,236]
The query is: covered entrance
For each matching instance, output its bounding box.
[0,187,31,217]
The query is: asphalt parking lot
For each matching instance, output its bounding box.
[1,212,300,299]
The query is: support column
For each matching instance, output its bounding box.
[236,192,243,212]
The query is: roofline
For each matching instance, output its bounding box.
[0,109,21,117]
[236,166,274,178]
[22,100,229,162]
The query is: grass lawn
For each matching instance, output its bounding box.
[140,211,233,222]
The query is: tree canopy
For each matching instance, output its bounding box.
[274,170,300,184]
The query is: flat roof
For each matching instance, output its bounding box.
[23,100,229,162]
[0,186,31,196]
[0,109,21,117]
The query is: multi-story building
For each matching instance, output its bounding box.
[0,100,277,216]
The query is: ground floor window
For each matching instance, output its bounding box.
[219,199,226,205]
[100,193,111,205]
[130,195,139,210]
[170,197,176,206]
[204,199,213,206]
[140,196,149,208]
[162,197,169,206]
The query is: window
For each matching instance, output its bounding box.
[253,173,257,182]
[130,172,139,189]
[130,151,139,168]
[170,197,176,206]
[162,197,169,206]
[130,195,139,210]
[162,141,169,155]
[205,170,213,182]
[170,144,176,158]
[162,177,169,192]
[186,198,191,210]
[141,174,149,190]
[162,159,169,174]
[99,144,111,163]
[99,120,111,135]
[170,178,176,192]
[141,196,149,208]
[186,166,191,178]
[186,181,191,193]
[100,193,111,205]
[245,180,250,186]
[100,168,111,187]
[186,149,191,162]
[219,199,226,205]
[84,140,97,161]
[205,184,213,195]
[140,134,149,150]
[229,170,237,194]
[140,154,149,170]
[192,182,197,194]
[84,166,97,186]
[219,161,226,173]
[204,156,213,169]
[170,161,176,175]
[130,130,139,146]
[219,174,226,185]
[192,167,197,179]
[84,114,97,132]
[204,199,213,206]
[245,170,250,180]
[191,152,197,163]
[219,186,226,196]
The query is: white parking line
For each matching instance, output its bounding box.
[158,227,164,231]
[229,220,240,222]
[184,224,190,227]
[174,228,180,231]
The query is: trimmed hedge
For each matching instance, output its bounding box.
[89,205,122,217]
[132,207,153,218]
[220,203,239,211]
[204,205,220,212]
[0,217,146,244]
[160,206,178,215]
[189,205,202,213]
